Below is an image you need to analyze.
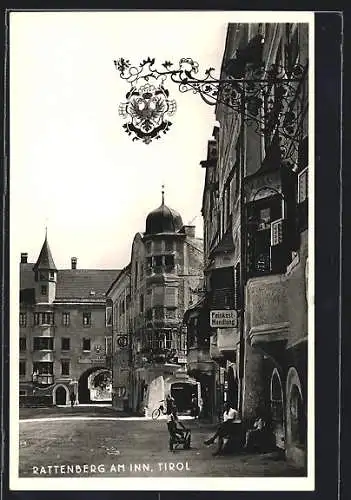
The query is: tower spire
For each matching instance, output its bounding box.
[161,184,165,205]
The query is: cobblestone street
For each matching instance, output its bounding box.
[19,406,305,478]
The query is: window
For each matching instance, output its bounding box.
[105,336,112,356]
[106,307,112,326]
[61,360,70,376]
[234,263,241,310]
[62,312,70,326]
[165,240,174,251]
[19,361,26,376]
[153,286,164,306]
[158,330,173,349]
[164,255,175,269]
[247,195,288,276]
[32,362,53,385]
[296,136,308,232]
[33,337,54,351]
[41,285,47,295]
[298,169,308,204]
[140,294,144,313]
[165,287,177,307]
[146,257,153,270]
[83,312,91,326]
[34,312,54,325]
[19,312,27,327]
[19,390,27,397]
[146,309,152,321]
[20,337,26,351]
[154,306,164,320]
[49,271,55,281]
[165,308,177,320]
[134,261,138,289]
[82,338,91,351]
[61,337,70,351]
[154,255,163,267]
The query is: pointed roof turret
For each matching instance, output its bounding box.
[33,234,57,271]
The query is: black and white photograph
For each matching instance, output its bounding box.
[9,10,314,491]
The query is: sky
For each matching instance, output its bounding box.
[10,11,230,270]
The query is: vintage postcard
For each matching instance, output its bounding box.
[9,10,314,491]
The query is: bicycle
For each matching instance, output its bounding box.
[152,400,169,420]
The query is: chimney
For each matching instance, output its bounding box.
[71,257,77,270]
[183,226,196,238]
[20,253,28,264]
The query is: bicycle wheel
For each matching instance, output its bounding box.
[152,408,161,420]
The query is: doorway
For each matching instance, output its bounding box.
[270,369,285,449]
[54,385,68,405]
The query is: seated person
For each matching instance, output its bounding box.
[204,402,240,455]
[244,416,267,450]
[167,409,187,451]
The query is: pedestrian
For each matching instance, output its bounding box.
[244,416,268,451]
[166,393,176,415]
[190,394,199,419]
[70,391,76,408]
[204,402,240,455]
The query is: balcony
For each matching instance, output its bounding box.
[187,346,213,374]
[209,334,225,364]
[246,274,290,351]
[217,327,240,358]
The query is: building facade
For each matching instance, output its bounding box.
[19,238,119,406]
[199,22,309,467]
[106,264,132,411]
[108,193,204,416]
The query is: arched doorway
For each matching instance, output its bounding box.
[53,384,69,406]
[270,369,285,449]
[78,367,112,404]
[286,367,307,466]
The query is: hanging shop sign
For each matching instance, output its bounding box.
[210,310,238,328]
[117,335,129,348]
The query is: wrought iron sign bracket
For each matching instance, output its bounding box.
[114,57,307,166]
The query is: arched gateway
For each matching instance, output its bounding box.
[78,367,112,404]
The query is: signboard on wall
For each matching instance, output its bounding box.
[210,310,238,328]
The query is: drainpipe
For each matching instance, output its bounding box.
[238,74,247,418]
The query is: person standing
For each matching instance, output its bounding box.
[70,391,76,408]
[166,393,176,415]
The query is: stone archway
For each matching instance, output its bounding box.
[286,366,307,467]
[78,366,112,404]
[53,384,69,406]
[270,368,285,449]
